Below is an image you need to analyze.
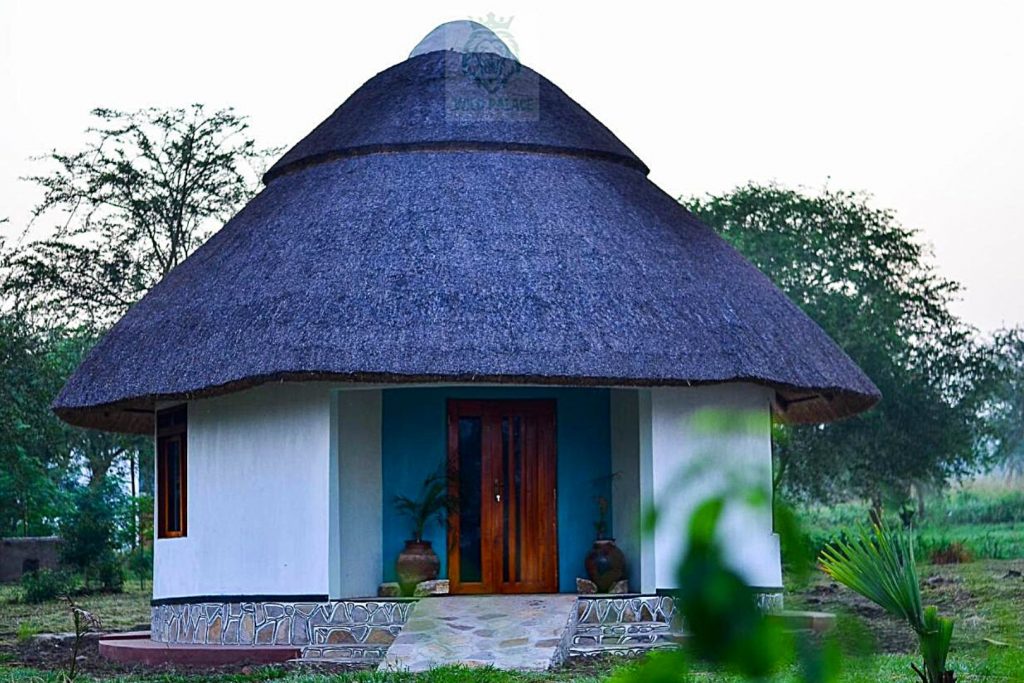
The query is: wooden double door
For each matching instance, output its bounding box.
[447,400,558,594]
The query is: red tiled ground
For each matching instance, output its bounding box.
[98,634,299,666]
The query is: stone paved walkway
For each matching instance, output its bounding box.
[379,594,578,672]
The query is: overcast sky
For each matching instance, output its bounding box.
[2,1,1021,332]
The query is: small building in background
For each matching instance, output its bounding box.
[0,537,61,582]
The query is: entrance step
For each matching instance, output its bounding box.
[380,595,577,672]
[299,644,390,663]
[571,621,684,646]
[99,638,300,666]
[569,642,680,659]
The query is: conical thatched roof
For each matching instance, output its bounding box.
[54,26,879,434]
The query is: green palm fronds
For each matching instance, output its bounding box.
[393,471,453,542]
[819,521,955,683]
[819,522,923,628]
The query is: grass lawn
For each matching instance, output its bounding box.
[0,581,151,641]
[1,561,1022,682]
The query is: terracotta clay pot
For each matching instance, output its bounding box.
[585,538,626,593]
[396,540,440,596]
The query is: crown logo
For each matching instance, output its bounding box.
[469,13,519,59]
[474,13,514,31]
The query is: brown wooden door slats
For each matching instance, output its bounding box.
[448,400,558,594]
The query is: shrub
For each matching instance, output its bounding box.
[127,546,153,589]
[59,481,127,588]
[20,568,75,604]
[16,622,40,643]
[820,522,955,683]
[929,541,973,565]
[96,552,124,592]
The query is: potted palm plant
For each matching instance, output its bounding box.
[819,520,955,683]
[393,471,452,596]
[584,495,626,592]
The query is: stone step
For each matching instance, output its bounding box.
[568,642,681,659]
[299,644,389,663]
[381,594,578,672]
[571,622,685,646]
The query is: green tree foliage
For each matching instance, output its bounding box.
[685,184,994,504]
[4,105,275,326]
[58,480,128,590]
[0,313,73,535]
[0,316,151,506]
[984,327,1024,476]
[0,104,272,531]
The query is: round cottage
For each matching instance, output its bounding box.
[59,23,878,660]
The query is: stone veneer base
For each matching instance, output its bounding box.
[151,599,413,650]
[150,592,784,663]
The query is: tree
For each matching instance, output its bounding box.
[0,316,150,533]
[59,480,128,590]
[0,105,273,493]
[0,313,72,535]
[43,328,153,487]
[984,327,1024,476]
[4,105,276,326]
[684,184,994,505]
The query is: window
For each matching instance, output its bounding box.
[157,405,187,538]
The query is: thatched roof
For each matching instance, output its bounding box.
[54,41,879,434]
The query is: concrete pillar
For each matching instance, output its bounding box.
[329,389,383,599]
[609,389,656,593]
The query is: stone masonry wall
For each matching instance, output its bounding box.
[151,600,413,649]
[151,592,782,661]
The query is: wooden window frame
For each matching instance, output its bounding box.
[157,405,188,539]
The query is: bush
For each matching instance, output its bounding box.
[127,546,153,589]
[16,622,40,643]
[928,541,973,565]
[20,568,74,604]
[59,481,127,588]
[96,552,124,592]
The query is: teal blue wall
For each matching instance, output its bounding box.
[381,387,611,593]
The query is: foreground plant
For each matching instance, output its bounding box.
[819,522,955,683]
[61,595,102,681]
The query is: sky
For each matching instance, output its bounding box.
[1,1,1022,332]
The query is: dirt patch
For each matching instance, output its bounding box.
[788,563,990,655]
[0,634,368,679]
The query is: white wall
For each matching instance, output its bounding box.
[153,383,333,599]
[648,384,781,590]
[329,389,383,599]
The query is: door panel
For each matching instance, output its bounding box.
[448,400,558,594]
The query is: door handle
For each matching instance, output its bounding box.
[493,478,503,503]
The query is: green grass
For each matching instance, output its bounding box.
[798,481,1024,563]
[917,523,1024,560]
[0,581,151,641]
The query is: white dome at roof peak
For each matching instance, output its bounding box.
[409,20,515,59]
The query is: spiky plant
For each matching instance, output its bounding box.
[819,522,955,683]
[393,471,452,543]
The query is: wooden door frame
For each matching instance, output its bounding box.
[447,399,559,594]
